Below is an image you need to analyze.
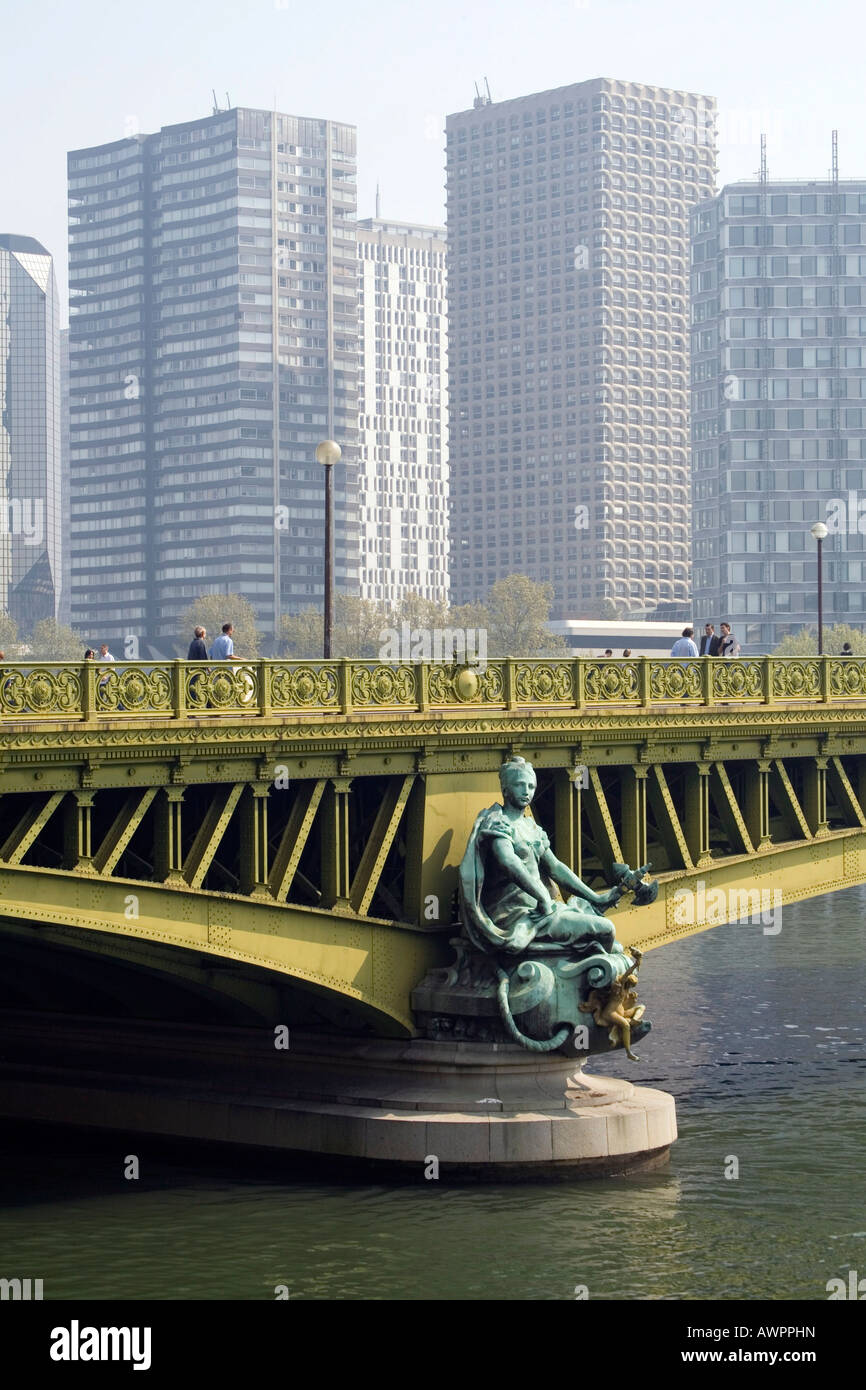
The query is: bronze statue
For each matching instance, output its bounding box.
[459,757,626,958]
[580,950,646,1061]
[413,757,659,1057]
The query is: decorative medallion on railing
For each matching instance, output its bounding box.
[270,664,339,710]
[649,660,702,701]
[95,665,173,714]
[584,660,640,703]
[828,658,866,698]
[0,666,81,716]
[711,660,763,701]
[350,664,417,707]
[773,659,820,700]
[184,665,258,710]
[515,661,574,705]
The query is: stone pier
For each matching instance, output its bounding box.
[0,1012,676,1178]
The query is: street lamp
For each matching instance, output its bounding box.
[316,440,341,658]
[810,520,829,656]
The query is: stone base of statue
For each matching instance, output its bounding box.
[0,1015,676,1179]
[281,1036,676,1178]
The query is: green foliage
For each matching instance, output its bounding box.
[392,592,451,632]
[278,597,387,659]
[277,608,323,658]
[179,593,261,658]
[277,575,571,661]
[483,574,568,657]
[28,618,88,661]
[773,623,866,657]
[0,611,19,656]
[334,595,389,658]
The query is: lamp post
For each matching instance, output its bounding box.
[316,440,341,658]
[810,520,829,656]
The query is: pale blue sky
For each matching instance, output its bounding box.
[2,0,864,314]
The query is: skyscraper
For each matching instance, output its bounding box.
[446,79,716,617]
[356,218,449,604]
[690,174,866,651]
[68,106,358,651]
[0,234,61,629]
[59,327,71,626]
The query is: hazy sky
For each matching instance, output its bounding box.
[2,0,864,316]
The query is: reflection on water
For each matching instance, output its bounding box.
[1,886,864,1300]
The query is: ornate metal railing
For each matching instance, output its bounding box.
[0,655,862,722]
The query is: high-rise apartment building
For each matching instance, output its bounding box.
[0,234,61,629]
[446,79,715,617]
[357,218,449,604]
[59,327,71,625]
[68,106,358,651]
[691,176,866,651]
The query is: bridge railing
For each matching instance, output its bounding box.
[0,655,860,721]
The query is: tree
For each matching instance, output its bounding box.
[0,612,18,656]
[391,591,451,634]
[277,608,323,659]
[179,594,261,658]
[483,574,568,657]
[579,597,625,622]
[28,618,88,661]
[333,595,389,658]
[277,597,388,659]
[773,623,866,657]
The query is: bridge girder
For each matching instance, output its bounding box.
[3,660,866,1028]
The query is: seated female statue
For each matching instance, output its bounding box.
[459,757,625,958]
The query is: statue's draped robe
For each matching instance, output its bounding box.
[458,805,615,957]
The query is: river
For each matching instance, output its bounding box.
[1,885,864,1300]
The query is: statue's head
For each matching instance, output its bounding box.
[499,756,537,808]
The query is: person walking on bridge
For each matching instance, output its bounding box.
[210,623,242,661]
[718,622,740,658]
[699,623,721,656]
[670,627,698,658]
[187,626,208,661]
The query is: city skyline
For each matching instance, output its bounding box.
[3,0,866,316]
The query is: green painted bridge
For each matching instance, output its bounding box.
[2,653,866,1036]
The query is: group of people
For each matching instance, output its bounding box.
[78,626,241,662]
[597,625,741,659]
[186,623,242,661]
[671,622,740,658]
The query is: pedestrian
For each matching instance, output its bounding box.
[210,622,242,661]
[718,622,740,658]
[670,627,699,658]
[187,626,208,661]
[602,648,613,658]
[98,643,115,664]
[186,626,209,708]
[840,642,854,657]
[84,649,95,660]
[699,623,721,656]
[622,649,632,658]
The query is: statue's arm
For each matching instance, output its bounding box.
[539,848,621,908]
[490,837,552,911]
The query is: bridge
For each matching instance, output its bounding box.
[2,652,866,1038]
